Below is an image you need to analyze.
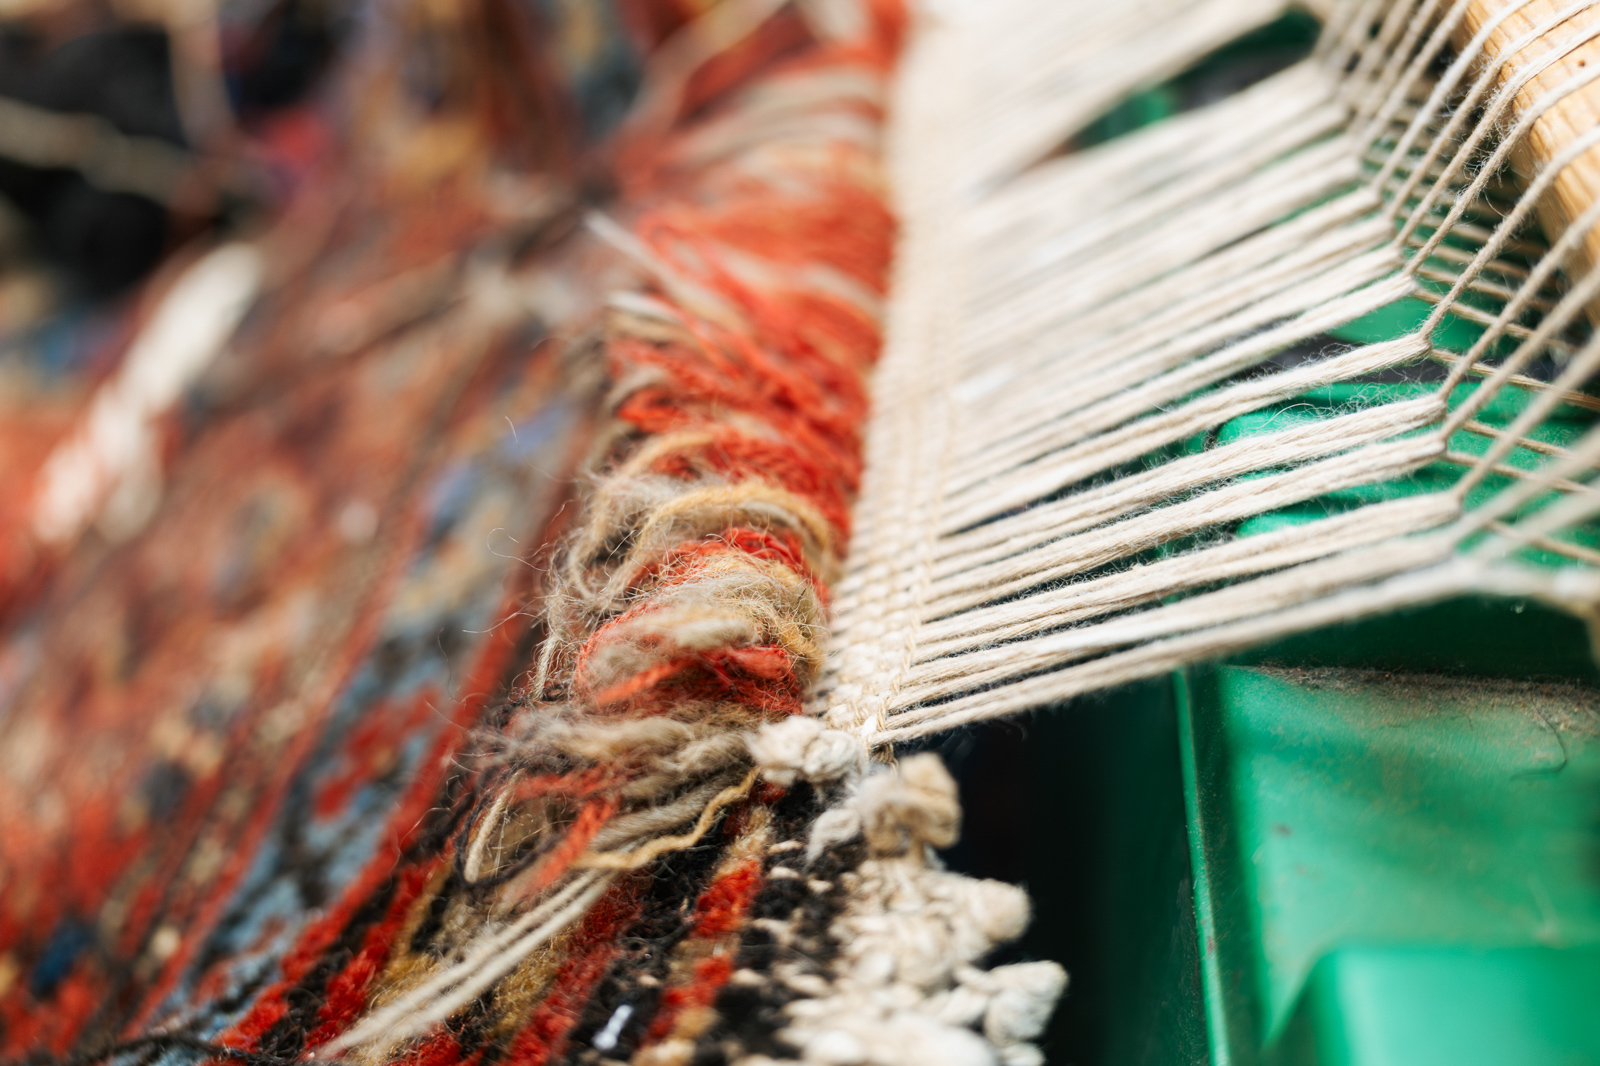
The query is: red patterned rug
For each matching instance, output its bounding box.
[0,4,1062,1066]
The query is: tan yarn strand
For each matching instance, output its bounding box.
[574,767,761,870]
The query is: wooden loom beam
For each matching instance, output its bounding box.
[1462,0,1600,300]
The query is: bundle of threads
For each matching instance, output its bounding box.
[0,1,1064,1065]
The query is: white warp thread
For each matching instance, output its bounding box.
[825,0,1600,743]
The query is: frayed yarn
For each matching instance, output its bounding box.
[733,755,1066,1066]
[206,2,1060,1063]
[370,1,1064,1057]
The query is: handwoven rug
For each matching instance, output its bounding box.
[0,3,1061,1066]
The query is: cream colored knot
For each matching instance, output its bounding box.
[777,1013,1000,1066]
[766,751,1065,1066]
[918,962,1065,1066]
[963,962,1068,1048]
[857,752,960,856]
[748,716,869,787]
[802,751,963,862]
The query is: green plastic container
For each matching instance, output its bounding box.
[988,597,1600,1066]
[1181,626,1600,1066]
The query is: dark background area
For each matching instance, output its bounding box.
[930,679,1209,1066]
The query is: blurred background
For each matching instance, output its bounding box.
[0,0,666,1053]
[0,0,669,609]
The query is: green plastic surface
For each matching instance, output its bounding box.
[1178,657,1600,1066]
[1326,296,1486,357]
[1282,946,1600,1066]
